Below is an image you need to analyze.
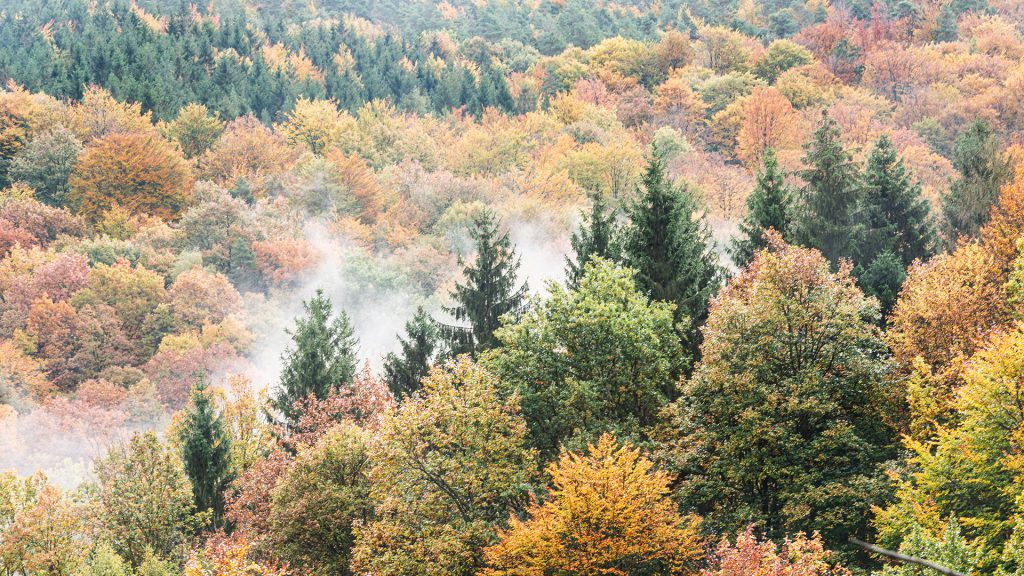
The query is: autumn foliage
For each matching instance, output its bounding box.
[483,433,704,576]
[68,132,193,220]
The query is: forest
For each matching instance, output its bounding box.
[1,0,1024,574]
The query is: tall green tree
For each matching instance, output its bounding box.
[661,236,899,555]
[860,134,936,266]
[564,193,620,289]
[441,211,528,356]
[942,119,1012,241]
[623,148,720,347]
[383,306,440,401]
[484,258,687,459]
[271,289,359,426]
[729,147,793,268]
[795,116,863,265]
[857,134,936,316]
[176,380,233,529]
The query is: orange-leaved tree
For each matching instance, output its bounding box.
[68,132,193,221]
[482,433,704,576]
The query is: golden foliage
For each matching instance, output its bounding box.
[68,132,193,221]
[482,434,704,576]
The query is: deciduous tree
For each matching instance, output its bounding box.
[482,434,704,576]
[68,132,193,221]
[662,234,899,549]
[351,357,535,576]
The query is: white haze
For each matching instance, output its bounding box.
[0,216,571,487]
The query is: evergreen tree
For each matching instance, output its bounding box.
[729,148,793,268]
[942,119,1012,241]
[564,193,621,289]
[860,134,936,266]
[177,380,233,529]
[226,236,262,294]
[623,148,720,347]
[441,211,528,356]
[383,307,440,401]
[794,115,863,265]
[271,289,359,426]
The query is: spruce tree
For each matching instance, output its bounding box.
[864,133,937,261]
[729,148,793,268]
[383,307,440,401]
[860,134,936,266]
[177,380,233,529]
[942,119,1012,241]
[441,211,528,356]
[624,148,720,347]
[272,289,359,426]
[795,115,863,265]
[564,193,621,289]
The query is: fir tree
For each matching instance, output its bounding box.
[441,211,528,356]
[794,115,863,265]
[177,380,233,529]
[564,193,621,289]
[271,289,359,426]
[860,134,936,266]
[383,307,440,401]
[623,148,720,348]
[729,148,792,268]
[942,119,1012,241]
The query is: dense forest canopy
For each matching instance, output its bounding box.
[3,0,1024,574]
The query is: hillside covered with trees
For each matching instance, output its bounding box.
[3,0,1024,574]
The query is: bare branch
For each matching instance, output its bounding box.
[849,537,967,576]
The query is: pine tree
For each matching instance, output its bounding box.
[942,119,1012,241]
[729,148,792,268]
[441,211,528,356]
[271,289,359,426]
[176,380,233,529]
[623,148,720,347]
[564,193,621,289]
[860,134,936,266]
[383,307,440,401]
[794,115,863,265]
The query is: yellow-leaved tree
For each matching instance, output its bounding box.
[481,433,704,576]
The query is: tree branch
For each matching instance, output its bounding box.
[849,537,967,576]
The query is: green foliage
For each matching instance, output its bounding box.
[271,289,359,426]
[856,250,906,318]
[383,306,440,401]
[878,325,1024,569]
[137,549,178,576]
[441,211,528,356]
[484,258,687,458]
[81,543,130,576]
[624,148,720,348]
[943,119,1013,241]
[662,237,899,552]
[794,115,864,265]
[269,422,373,576]
[0,0,518,119]
[755,40,813,83]
[9,126,82,207]
[879,518,980,576]
[91,432,199,568]
[176,380,234,529]
[564,193,621,289]
[861,134,936,267]
[352,357,535,576]
[729,147,793,268]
